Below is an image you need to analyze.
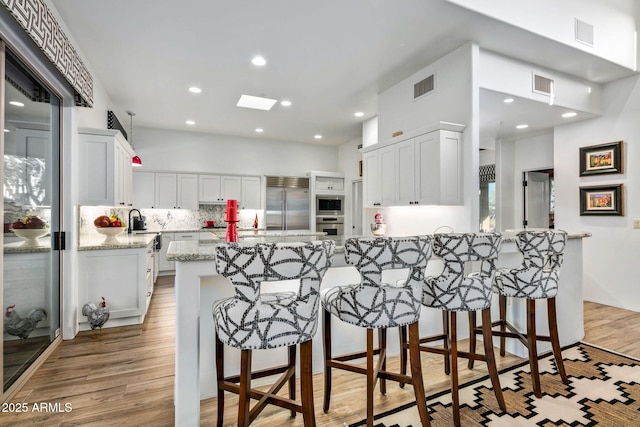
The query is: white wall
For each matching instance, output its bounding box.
[554,74,640,311]
[133,127,339,177]
[449,0,637,70]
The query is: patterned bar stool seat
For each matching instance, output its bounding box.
[470,230,569,398]
[213,240,334,427]
[321,236,433,427]
[412,232,505,427]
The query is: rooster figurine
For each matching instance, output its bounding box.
[4,305,48,340]
[82,296,110,330]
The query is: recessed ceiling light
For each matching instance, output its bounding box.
[314,134,322,139]
[251,56,266,66]
[188,87,202,94]
[237,94,277,111]
[186,120,195,125]
[516,124,528,129]
[4,129,10,133]
[503,98,514,104]
[255,128,264,133]
[562,112,577,118]
[280,100,292,107]
[354,111,364,117]
[9,101,24,107]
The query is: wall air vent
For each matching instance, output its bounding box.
[575,19,594,47]
[532,74,554,96]
[414,74,435,99]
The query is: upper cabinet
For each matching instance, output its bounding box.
[361,123,463,207]
[154,173,198,210]
[78,128,134,206]
[240,176,262,210]
[132,171,155,208]
[198,175,241,203]
[315,176,344,193]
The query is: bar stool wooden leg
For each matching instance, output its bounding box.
[409,321,431,427]
[399,325,408,388]
[300,340,316,427]
[498,295,507,356]
[238,349,252,427]
[215,335,225,427]
[547,297,568,383]
[366,328,375,427]
[322,309,332,412]
[467,311,476,369]
[442,312,451,375]
[449,312,461,427]
[288,345,297,418]
[482,308,506,411]
[526,299,542,398]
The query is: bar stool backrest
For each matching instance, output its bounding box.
[214,240,334,349]
[423,232,502,311]
[498,230,567,299]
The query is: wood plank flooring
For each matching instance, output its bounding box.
[2,277,639,426]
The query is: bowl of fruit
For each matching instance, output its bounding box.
[11,215,49,246]
[94,215,126,244]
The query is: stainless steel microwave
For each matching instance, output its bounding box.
[316,195,344,216]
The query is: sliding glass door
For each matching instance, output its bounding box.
[1,42,61,394]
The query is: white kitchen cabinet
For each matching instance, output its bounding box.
[132,171,155,208]
[77,240,154,329]
[154,173,198,209]
[198,174,242,203]
[159,232,175,272]
[241,176,262,209]
[315,176,344,192]
[361,125,462,207]
[78,128,134,207]
[362,145,395,207]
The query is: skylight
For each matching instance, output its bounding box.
[237,94,277,111]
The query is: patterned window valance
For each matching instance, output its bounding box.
[480,164,495,182]
[2,0,93,107]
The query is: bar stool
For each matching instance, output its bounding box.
[407,232,505,427]
[213,240,334,427]
[469,230,568,398]
[321,236,433,427]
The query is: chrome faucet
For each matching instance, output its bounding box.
[128,209,142,234]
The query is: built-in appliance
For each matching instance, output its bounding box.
[316,216,344,240]
[266,176,310,231]
[316,195,344,216]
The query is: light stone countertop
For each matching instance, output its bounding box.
[4,240,51,254]
[78,232,158,251]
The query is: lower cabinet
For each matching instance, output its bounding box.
[78,240,155,329]
[159,232,175,272]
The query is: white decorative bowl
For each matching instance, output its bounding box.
[13,228,49,246]
[370,223,387,236]
[95,226,126,244]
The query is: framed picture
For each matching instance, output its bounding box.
[579,184,624,216]
[579,141,623,176]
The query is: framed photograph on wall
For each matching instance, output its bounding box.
[579,184,624,216]
[579,141,623,176]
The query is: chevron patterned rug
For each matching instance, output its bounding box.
[350,343,640,427]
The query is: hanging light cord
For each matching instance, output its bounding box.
[127,110,136,149]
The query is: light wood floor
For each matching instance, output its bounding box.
[3,278,639,426]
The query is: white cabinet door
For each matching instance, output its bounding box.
[159,232,175,271]
[395,138,417,205]
[133,171,155,208]
[378,145,396,206]
[315,176,344,192]
[415,130,461,205]
[199,175,222,202]
[241,176,262,209]
[154,173,178,209]
[221,176,242,201]
[362,150,380,208]
[177,174,198,209]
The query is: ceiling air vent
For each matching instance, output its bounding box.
[575,19,594,47]
[532,74,554,96]
[414,74,434,99]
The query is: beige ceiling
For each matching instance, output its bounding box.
[50,0,635,146]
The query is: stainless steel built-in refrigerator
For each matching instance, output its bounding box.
[266,176,310,230]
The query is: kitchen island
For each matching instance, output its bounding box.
[167,231,590,426]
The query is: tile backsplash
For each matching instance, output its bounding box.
[79,205,264,239]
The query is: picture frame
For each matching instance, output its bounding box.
[579,141,623,176]
[579,184,624,216]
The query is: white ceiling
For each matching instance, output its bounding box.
[50,0,636,147]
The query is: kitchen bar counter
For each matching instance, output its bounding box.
[170,232,589,426]
[78,232,158,251]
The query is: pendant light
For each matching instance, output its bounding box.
[128,110,142,167]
